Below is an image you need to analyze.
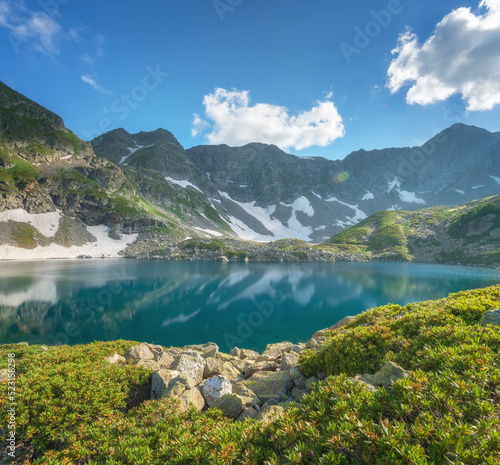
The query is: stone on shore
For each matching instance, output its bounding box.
[203,375,232,407]
[104,353,126,364]
[480,309,500,327]
[355,361,409,388]
[151,369,182,400]
[213,394,247,419]
[172,351,205,385]
[244,360,279,378]
[245,371,293,402]
[178,388,205,413]
[124,343,155,362]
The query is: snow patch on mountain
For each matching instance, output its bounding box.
[398,190,427,205]
[0,209,62,237]
[362,192,374,200]
[491,175,500,185]
[282,196,315,217]
[456,190,465,195]
[166,177,203,193]
[387,178,402,193]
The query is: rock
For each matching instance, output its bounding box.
[40,345,49,352]
[213,394,247,419]
[232,382,262,407]
[312,316,356,338]
[266,342,293,353]
[229,347,241,357]
[255,404,284,425]
[291,387,306,401]
[480,309,500,327]
[279,351,299,371]
[305,338,319,349]
[256,348,282,362]
[204,357,223,378]
[217,362,245,383]
[290,366,307,389]
[218,352,235,362]
[239,349,260,360]
[178,388,205,413]
[349,377,378,393]
[203,375,232,407]
[292,344,303,354]
[124,343,155,363]
[0,369,8,383]
[151,369,181,400]
[230,359,252,375]
[136,359,161,371]
[104,353,126,364]
[161,376,194,401]
[155,352,175,369]
[146,344,164,357]
[172,351,205,385]
[245,371,293,403]
[236,406,259,422]
[184,342,219,359]
[305,376,318,391]
[244,360,279,378]
[355,362,409,388]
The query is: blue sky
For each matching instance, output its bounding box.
[1,0,499,159]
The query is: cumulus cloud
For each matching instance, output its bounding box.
[81,74,111,94]
[192,88,345,150]
[0,0,62,55]
[387,0,500,111]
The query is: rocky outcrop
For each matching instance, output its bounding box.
[480,309,500,327]
[114,339,309,420]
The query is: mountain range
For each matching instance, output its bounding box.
[0,80,499,264]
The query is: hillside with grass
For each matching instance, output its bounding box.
[323,196,500,267]
[1,284,500,463]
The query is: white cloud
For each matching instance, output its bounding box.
[0,1,62,55]
[81,74,111,95]
[192,88,345,150]
[387,0,500,111]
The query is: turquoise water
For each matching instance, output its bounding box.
[0,260,499,352]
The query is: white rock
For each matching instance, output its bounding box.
[203,375,233,407]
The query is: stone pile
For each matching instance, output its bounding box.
[106,340,313,422]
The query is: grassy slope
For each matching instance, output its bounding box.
[323,196,500,266]
[1,284,499,464]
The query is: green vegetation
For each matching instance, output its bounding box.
[448,197,500,240]
[1,286,500,463]
[10,223,38,248]
[0,154,38,189]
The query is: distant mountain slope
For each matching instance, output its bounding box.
[323,196,500,267]
[94,124,500,242]
[0,81,221,259]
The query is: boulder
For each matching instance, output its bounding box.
[40,345,49,352]
[256,349,282,362]
[244,360,279,378]
[213,394,247,419]
[304,376,318,391]
[255,404,284,425]
[178,388,205,413]
[124,343,155,362]
[229,359,252,375]
[204,357,223,378]
[172,351,205,385]
[265,342,293,353]
[312,316,356,338]
[218,352,235,362]
[136,359,161,371]
[184,342,219,359]
[155,352,175,369]
[0,369,8,383]
[160,375,196,401]
[146,344,164,357]
[236,406,259,422]
[217,362,245,383]
[203,375,232,407]
[151,369,182,400]
[232,382,262,407]
[229,347,241,357]
[279,351,299,371]
[239,349,260,360]
[480,309,500,327]
[290,366,307,389]
[245,371,293,402]
[104,353,126,364]
[355,362,409,388]
[292,344,303,354]
[304,338,319,350]
[291,387,306,401]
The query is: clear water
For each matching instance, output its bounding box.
[0,259,499,352]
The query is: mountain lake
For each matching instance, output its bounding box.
[1,260,499,352]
